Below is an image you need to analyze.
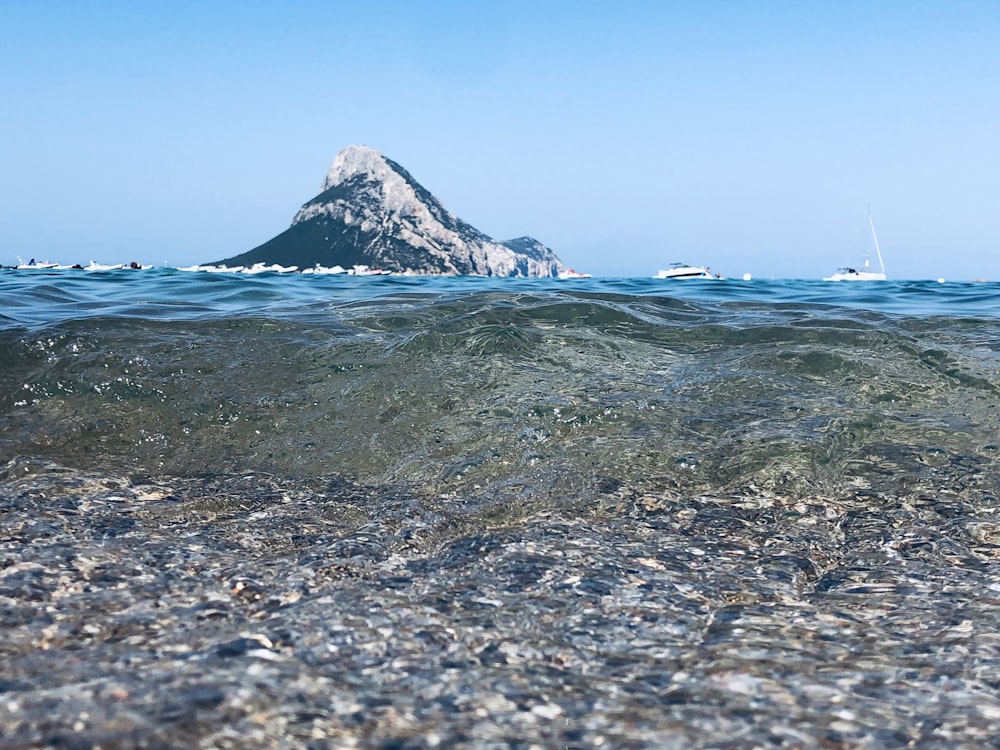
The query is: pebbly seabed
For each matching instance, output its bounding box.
[2,270,1000,747]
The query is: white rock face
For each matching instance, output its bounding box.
[319,145,398,193]
[286,145,565,277]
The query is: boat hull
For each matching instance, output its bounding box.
[654,264,720,280]
[823,270,887,282]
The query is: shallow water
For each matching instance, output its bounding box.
[3,271,998,494]
[2,270,999,747]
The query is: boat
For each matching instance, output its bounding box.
[300,264,348,275]
[16,258,59,269]
[654,263,722,280]
[557,268,592,279]
[253,262,297,273]
[241,262,299,274]
[85,261,126,271]
[824,212,886,281]
[348,265,392,275]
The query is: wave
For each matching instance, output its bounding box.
[3,268,1000,328]
[2,284,998,508]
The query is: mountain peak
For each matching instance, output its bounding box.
[216,146,568,277]
[321,145,396,192]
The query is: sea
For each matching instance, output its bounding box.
[2,268,1000,747]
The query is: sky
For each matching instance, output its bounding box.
[2,1,998,280]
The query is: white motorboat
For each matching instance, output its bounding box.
[241,262,299,274]
[301,264,348,275]
[16,258,59,269]
[85,261,125,271]
[824,212,887,281]
[654,263,721,280]
[348,265,391,275]
[557,268,592,279]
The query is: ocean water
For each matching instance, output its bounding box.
[2,268,1000,746]
[3,270,998,488]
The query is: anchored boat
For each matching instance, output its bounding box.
[824,212,886,281]
[654,263,722,280]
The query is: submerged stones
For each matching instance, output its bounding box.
[2,459,1000,746]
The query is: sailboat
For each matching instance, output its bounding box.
[823,212,887,281]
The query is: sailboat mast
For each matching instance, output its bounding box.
[868,212,885,274]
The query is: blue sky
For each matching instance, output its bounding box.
[2,1,997,279]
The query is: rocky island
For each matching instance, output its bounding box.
[215,145,567,277]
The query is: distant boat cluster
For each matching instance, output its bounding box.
[9,259,152,271]
[7,258,600,279]
[6,259,399,275]
[176,263,393,275]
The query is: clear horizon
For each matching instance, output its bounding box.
[2,1,997,281]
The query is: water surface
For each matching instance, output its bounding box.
[2,269,999,747]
